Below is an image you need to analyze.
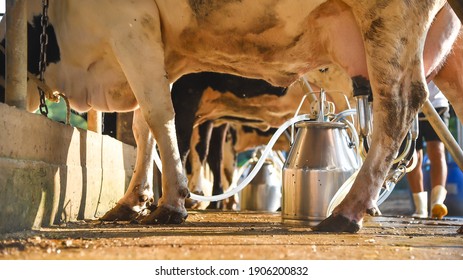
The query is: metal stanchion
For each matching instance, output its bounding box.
[458,117,463,150]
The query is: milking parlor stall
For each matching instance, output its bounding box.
[1,0,463,264]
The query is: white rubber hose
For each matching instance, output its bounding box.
[152,114,312,202]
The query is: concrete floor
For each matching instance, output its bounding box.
[0,209,462,260]
[1,182,462,261]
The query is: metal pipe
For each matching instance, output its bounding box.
[5,0,27,109]
[422,100,463,171]
[355,95,371,139]
[317,89,326,122]
[458,117,463,150]
[298,76,318,104]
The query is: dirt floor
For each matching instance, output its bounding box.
[1,187,463,260]
[0,211,462,260]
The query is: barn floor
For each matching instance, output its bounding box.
[0,186,462,261]
[1,209,462,260]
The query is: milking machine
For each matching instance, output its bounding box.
[154,76,418,225]
[281,89,360,225]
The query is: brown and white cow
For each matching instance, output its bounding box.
[2,0,462,233]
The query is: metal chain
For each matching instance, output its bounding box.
[38,0,49,117]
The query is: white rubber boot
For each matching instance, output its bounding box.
[412,192,428,218]
[431,185,448,219]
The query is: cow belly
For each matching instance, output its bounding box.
[161,0,337,86]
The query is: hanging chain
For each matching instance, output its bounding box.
[38,0,49,117]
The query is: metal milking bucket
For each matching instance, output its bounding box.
[281,121,359,225]
[281,88,360,225]
[238,147,284,212]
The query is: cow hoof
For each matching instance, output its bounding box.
[366,207,381,216]
[185,190,203,209]
[100,203,141,221]
[458,225,463,234]
[312,214,361,233]
[139,205,188,224]
[185,197,200,209]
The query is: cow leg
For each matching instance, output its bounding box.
[101,109,155,221]
[221,128,239,210]
[315,0,436,232]
[189,121,213,194]
[316,76,427,233]
[109,12,188,224]
[433,31,463,235]
[206,124,230,209]
[185,122,213,209]
[433,30,463,125]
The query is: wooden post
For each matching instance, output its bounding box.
[87,109,102,133]
[116,112,136,146]
[5,0,27,109]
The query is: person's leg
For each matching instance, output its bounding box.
[427,141,447,187]
[407,149,424,193]
[423,106,449,219]
[427,140,448,219]
[406,149,428,218]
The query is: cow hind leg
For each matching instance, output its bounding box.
[206,124,230,209]
[315,0,434,232]
[433,33,463,235]
[316,74,428,232]
[433,30,463,124]
[185,122,213,209]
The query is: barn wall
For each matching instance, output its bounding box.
[0,103,137,233]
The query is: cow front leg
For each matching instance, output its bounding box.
[136,93,188,224]
[101,109,155,221]
[315,77,427,232]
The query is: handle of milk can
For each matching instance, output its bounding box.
[290,88,331,143]
[290,93,310,144]
[331,108,359,148]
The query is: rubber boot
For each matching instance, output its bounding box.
[431,185,448,219]
[412,192,428,218]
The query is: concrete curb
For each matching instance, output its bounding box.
[0,103,136,233]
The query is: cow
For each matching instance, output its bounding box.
[1,0,462,233]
